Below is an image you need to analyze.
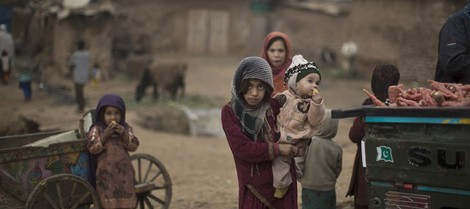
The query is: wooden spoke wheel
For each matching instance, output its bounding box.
[25,174,101,209]
[131,153,172,209]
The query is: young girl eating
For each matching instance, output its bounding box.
[87,94,139,209]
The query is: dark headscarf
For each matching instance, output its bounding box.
[94,94,128,129]
[363,64,400,105]
[231,56,273,141]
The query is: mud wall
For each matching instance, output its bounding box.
[112,0,466,85]
[50,14,113,80]
[112,0,253,54]
[274,0,466,85]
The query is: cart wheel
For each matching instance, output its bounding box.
[131,153,172,209]
[25,173,101,209]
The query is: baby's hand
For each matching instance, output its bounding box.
[311,88,323,104]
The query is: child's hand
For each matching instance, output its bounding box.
[311,88,323,104]
[103,121,120,139]
[294,138,311,157]
[103,122,116,141]
[278,144,298,158]
[113,123,125,135]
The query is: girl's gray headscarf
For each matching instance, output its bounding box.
[231,56,273,141]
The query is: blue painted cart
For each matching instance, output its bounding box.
[333,106,470,209]
[0,111,172,209]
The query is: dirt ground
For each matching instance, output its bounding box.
[0,54,375,208]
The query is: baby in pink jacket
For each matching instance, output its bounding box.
[273,54,326,198]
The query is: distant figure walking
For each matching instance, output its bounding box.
[0,24,14,61]
[69,40,90,113]
[340,41,358,77]
[1,49,12,85]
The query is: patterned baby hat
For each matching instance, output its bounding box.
[284,54,321,84]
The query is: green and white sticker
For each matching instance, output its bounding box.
[376,146,394,162]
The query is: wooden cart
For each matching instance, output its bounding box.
[0,111,172,209]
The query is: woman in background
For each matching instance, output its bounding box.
[260,32,293,95]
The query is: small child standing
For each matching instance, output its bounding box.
[16,56,38,102]
[91,63,101,89]
[296,109,343,209]
[18,69,32,102]
[87,94,139,209]
[273,54,325,198]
